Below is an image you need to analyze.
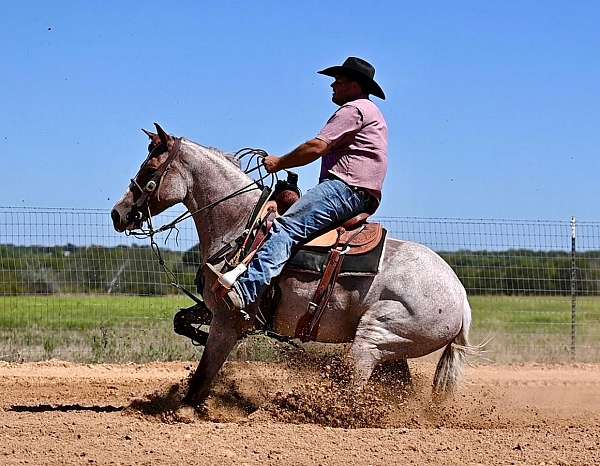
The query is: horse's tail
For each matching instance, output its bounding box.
[432,294,481,397]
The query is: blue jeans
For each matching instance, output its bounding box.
[234,178,374,306]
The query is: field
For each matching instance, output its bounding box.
[0,360,599,465]
[1,294,599,362]
[1,290,600,464]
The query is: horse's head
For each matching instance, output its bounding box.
[111,123,188,232]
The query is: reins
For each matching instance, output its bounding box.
[126,141,279,304]
[128,143,276,239]
[125,137,305,350]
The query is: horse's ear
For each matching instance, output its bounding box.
[141,128,162,154]
[141,128,157,140]
[154,123,171,146]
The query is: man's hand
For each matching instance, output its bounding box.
[263,155,281,173]
[263,139,328,173]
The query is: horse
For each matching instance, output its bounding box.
[111,124,476,405]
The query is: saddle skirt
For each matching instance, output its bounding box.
[303,220,383,255]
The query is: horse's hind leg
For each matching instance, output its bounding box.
[348,337,380,388]
[348,300,415,389]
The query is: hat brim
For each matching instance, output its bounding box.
[318,65,386,100]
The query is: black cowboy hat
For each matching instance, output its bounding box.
[318,56,386,100]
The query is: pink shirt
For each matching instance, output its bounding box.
[316,98,388,205]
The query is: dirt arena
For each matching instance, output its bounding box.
[0,356,599,465]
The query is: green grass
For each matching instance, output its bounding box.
[0,294,288,363]
[0,294,599,363]
[469,295,600,362]
[471,295,599,329]
[0,294,190,330]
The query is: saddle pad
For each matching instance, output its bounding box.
[286,228,387,276]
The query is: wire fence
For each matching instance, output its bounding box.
[1,207,599,363]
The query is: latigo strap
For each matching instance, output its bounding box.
[295,227,348,342]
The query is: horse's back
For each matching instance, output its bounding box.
[380,238,466,304]
[273,236,469,346]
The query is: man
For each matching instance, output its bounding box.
[226,56,388,311]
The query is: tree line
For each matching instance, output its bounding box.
[440,249,600,295]
[1,244,599,296]
[0,244,197,295]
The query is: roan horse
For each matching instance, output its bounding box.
[111,124,476,406]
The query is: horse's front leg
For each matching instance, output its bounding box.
[182,309,243,406]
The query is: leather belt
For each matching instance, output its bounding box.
[323,175,377,209]
[349,185,377,212]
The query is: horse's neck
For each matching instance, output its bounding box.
[181,141,260,262]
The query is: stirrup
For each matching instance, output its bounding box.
[206,264,251,321]
[206,263,247,289]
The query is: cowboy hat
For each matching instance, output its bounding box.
[318,56,385,100]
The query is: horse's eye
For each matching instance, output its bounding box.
[145,180,157,192]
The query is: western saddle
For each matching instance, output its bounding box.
[207,180,384,342]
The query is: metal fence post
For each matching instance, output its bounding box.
[570,216,577,357]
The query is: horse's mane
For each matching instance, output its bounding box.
[183,138,241,169]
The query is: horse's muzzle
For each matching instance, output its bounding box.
[111,209,127,232]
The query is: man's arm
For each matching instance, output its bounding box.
[263,138,328,173]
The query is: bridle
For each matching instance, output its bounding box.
[126,137,183,227]
[122,132,303,347]
[123,134,281,302]
[125,139,278,240]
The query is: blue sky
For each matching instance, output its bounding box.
[1,1,599,221]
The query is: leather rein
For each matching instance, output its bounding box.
[127,140,276,239]
[125,138,307,349]
[125,139,277,304]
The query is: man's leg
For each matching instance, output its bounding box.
[229,179,371,309]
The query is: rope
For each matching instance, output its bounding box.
[127,149,278,240]
[131,147,305,349]
[126,148,280,305]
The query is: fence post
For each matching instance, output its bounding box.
[570,216,577,357]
